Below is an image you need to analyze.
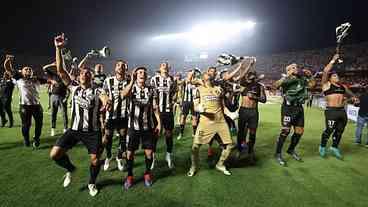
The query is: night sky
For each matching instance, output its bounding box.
[0,0,364,62]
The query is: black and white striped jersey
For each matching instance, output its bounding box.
[181,80,197,103]
[103,76,129,120]
[69,85,102,132]
[128,83,157,131]
[150,74,176,113]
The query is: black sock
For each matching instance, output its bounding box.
[192,125,197,135]
[321,129,333,147]
[248,133,256,154]
[106,137,112,158]
[180,124,185,135]
[287,133,302,153]
[145,156,153,173]
[55,155,76,172]
[89,163,101,184]
[153,136,159,153]
[276,134,287,154]
[127,159,134,176]
[332,131,342,148]
[166,136,173,153]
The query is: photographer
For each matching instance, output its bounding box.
[43,62,69,136]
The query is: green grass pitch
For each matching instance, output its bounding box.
[1,87,368,207]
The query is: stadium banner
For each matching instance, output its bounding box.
[346,104,359,122]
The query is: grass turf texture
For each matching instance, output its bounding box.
[1,88,368,207]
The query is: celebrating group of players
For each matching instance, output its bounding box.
[0,33,360,197]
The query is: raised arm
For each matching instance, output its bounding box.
[120,69,136,98]
[78,55,90,69]
[322,54,339,85]
[43,62,56,71]
[259,84,267,103]
[55,34,71,86]
[3,55,14,73]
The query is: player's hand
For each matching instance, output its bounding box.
[5,54,14,62]
[54,33,66,48]
[331,54,340,63]
[130,68,137,82]
[154,124,161,135]
[352,96,360,105]
[104,99,113,112]
[302,69,312,77]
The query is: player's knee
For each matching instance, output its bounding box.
[90,157,99,166]
[294,127,304,135]
[249,128,257,135]
[280,128,290,137]
[127,151,134,160]
[50,147,63,160]
[192,143,200,151]
[323,128,333,136]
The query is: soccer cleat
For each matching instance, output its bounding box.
[1,119,8,127]
[103,158,112,171]
[319,146,327,158]
[116,158,125,171]
[177,134,182,140]
[329,147,343,160]
[32,138,40,149]
[51,128,56,137]
[144,173,153,187]
[24,139,31,147]
[165,152,174,169]
[187,167,197,177]
[63,172,72,187]
[88,184,98,197]
[287,150,302,162]
[276,153,287,166]
[215,164,231,176]
[123,176,134,190]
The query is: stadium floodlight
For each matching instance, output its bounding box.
[151,20,256,47]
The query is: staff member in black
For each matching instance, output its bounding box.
[0,71,15,127]
[319,54,359,159]
[43,62,69,136]
[3,55,47,148]
[49,34,111,197]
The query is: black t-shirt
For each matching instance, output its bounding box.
[45,68,68,97]
[358,93,368,117]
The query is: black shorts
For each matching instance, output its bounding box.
[324,107,347,130]
[160,112,174,130]
[238,107,259,129]
[182,101,194,116]
[281,105,304,128]
[105,118,128,130]
[127,129,154,151]
[55,129,102,154]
